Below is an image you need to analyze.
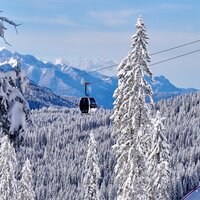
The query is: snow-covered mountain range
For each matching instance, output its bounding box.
[0,48,198,108]
[55,57,118,76]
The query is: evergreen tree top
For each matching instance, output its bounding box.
[136,16,145,29]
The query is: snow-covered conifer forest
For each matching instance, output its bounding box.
[15,92,200,200]
[0,12,200,200]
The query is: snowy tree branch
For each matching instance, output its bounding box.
[0,13,21,46]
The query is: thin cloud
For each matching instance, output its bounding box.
[89,3,192,27]
[143,3,193,13]
[90,9,140,26]
[158,3,193,11]
[14,15,75,26]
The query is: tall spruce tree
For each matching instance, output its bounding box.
[17,158,35,200]
[111,16,153,200]
[147,111,171,200]
[83,131,101,200]
[0,135,18,200]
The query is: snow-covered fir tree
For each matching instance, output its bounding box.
[0,77,10,136]
[14,60,29,95]
[83,131,101,200]
[0,134,18,200]
[17,158,35,200]
[111,16,154,200]
[0,60,30,146]
[147,111,171,200]
[0,14,28,146]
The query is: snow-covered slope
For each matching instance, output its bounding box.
[0,48,198,108]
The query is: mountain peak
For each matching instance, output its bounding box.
[0,47,6,51]
[0,47,12,55]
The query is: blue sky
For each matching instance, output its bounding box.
[1,0,200,89]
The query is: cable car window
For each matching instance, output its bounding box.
[90,98,96,104]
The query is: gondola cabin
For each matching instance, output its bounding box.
[79,82,97,114]
[79,97,97,114]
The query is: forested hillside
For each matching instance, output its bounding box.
[25,82,76,109]
[18,108,116,200]
[157,92,200,199]
[15,92,200,200]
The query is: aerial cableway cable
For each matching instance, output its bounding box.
[91,48,200,85]
[150,48,200,67]
[78,39,200,77]
[150,39,200,56]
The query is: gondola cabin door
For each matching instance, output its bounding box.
[79,97,89,113]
